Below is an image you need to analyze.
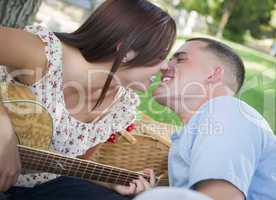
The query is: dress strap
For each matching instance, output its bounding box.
[24,24,63,86]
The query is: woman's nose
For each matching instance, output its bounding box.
[159,60,169,70]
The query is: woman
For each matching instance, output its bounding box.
[0,0,176,199]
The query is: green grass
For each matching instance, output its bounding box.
[138,37,276,132]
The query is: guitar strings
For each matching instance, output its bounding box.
[22,158,168,185]
[19,147,167,184]
[21,152,145,181]
[20,148,151,184]
[21,158,145,186]
[19,147,145,177]
[22,161,134,186]
[21,153,142,182]
[19,147,144,175]
[21,157,138,185]
[21,155,168,185]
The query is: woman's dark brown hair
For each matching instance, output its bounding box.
[55,0,176,108]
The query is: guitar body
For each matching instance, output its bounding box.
[0,83,53,150]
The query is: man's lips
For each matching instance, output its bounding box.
[161,75,174,82]
[161,69,175,83]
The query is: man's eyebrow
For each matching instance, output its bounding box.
[173,51,187,58]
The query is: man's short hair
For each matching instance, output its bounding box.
[186,37,245,93]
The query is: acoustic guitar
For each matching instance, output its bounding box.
[0,83,158,186]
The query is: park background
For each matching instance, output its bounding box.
[1,0,276,132]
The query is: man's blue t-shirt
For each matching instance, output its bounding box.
[169,96,276,200]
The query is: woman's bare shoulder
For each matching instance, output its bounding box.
[0,26,47,71]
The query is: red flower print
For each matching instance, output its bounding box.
[126,124,136,132]
[107,133,117,144]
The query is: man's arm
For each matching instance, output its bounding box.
[186,97,262,200]
[195,180,244,200]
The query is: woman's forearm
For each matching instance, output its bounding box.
[0,104,14,139]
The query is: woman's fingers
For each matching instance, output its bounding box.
[114,169,156,196]
[113,183,136,196]
[133,179,145,194]
[143,169,156,186]
[149,170,156,186]
[0,175,6,192]
[139,176,151,190]
[0,175,11,192]
[5,175,16,192]
[126,183,136,195]
[132,175,153,195]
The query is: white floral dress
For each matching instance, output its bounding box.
[0,25,140,187]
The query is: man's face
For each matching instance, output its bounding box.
[153,41,215,112]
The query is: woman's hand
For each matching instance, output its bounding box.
[112,169,156,196]
[0,108,21,192]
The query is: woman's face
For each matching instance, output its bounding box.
[116,61,168,92]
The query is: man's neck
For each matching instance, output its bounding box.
[178,97,208,124]
[178,86,234,124]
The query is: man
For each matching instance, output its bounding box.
[150,38,276,200]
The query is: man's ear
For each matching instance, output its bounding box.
[206,66,224,84]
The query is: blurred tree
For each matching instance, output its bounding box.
[177,0,276,42]
[216,0,237,38]
[0,0,42,28]
[222,0,275,41]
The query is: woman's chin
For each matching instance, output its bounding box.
[153,83,165,95]
[128,82,151,92]
[152,88,160,100]
[152,86,169,105]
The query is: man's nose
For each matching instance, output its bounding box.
[168,59,177,69]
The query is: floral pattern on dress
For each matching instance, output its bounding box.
[0,24,140,187]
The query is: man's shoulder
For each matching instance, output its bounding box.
[205,96,246,110]
[195,96,273,135]
[201,96,260,121]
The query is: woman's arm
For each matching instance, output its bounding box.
[0,104,21,192]
[0,27,47,84]
[0,26,48,191]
